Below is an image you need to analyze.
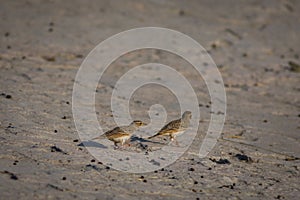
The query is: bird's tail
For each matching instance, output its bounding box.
[91,134,106,140]
[148,133,159,139]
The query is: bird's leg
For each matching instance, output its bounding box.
[123,140,131,147]
[174,137,180,147]
[169,135,180,147]
[118,140,130,150]
[114,142,120,150]
[167,135,173,145]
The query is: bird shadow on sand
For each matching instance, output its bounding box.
[77,136,169,152]
[78,141,108,149]
[131,135,165,145]
[129,135,171,152]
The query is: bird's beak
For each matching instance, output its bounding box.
[142,122,147,126]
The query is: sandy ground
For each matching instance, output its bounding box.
[0,0,300,199]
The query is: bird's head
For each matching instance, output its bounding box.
[182,111,192,119]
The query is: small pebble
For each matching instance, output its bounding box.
[289,61,300,72]
[178,9,185,16]
[210,158,231,164]
[188,168,195,171]
[51,146,64,153]
[235,154,252,162]
[4,171,18,180]
[211,43,217,49]
[75,54,83,58]
[42,55,55,62]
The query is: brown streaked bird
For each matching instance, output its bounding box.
[92,120,147,148]
[148,111,192,145]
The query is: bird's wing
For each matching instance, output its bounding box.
[105,127,123,136]
[93,127,124,140]
[159,119,181,132]
[107,132,131,140]
[150,118,182,137]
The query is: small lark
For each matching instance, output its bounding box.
[93,120,147,148]
[148,111,192,145]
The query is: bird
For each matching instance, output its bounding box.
[148,111,192,146]
[92,120,147,148]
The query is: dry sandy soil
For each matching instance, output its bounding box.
[0,0,300,199]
